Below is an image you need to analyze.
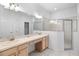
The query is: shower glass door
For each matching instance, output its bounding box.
[64,20,72,50]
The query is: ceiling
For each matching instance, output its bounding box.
[39,3,76,12]
[17,3,76,18]
[0,3,76,18]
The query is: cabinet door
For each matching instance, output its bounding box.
[18,48,28,56]
[42,38,46,50]
[0,47,17,56]
[18,44,28,56]
[18,44,27,50]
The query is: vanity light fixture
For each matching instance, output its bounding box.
[49,20,58,24]
[49,20,55,23]
[9,3,15,10]
[0,3,24,12]
[9,3,24,12]
[49,20,61,25]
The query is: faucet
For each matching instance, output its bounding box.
[9,32,15,41]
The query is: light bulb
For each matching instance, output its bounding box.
[15,7,20,11]
[15,6,24,12]
[10,4,15,10]
[34,13,42,19]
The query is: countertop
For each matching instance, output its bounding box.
[0,34,48,52]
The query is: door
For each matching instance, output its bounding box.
[24,22,29,35]
[64,20,72,50]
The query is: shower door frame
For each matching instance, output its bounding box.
[63,19,73,50]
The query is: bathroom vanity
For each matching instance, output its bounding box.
[0,34,48,56]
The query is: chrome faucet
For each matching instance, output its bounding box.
[9,32,15,41]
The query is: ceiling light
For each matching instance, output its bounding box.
[54,8,57,10]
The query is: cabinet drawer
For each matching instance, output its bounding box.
[0,47,17,56]
[29,39,42,45]
[18,49,28,56]
[18,44,27,50]
[36,39,42,43]
[34,39,42,43]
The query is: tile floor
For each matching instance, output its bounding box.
[30,49,79,56]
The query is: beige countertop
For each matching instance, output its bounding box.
[0,34,48,52]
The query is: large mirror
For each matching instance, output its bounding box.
[33,18,77,32]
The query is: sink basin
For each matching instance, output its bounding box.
[9,38,15,41]
[0,38,9,42]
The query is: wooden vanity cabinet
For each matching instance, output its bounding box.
[18,43,28,56]
[0,35,48,56]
